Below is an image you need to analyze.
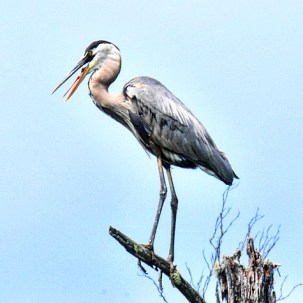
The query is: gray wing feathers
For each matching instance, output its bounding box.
[124,76,235,184]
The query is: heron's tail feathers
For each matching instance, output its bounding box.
[197,150,238,186]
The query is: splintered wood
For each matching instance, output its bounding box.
[216,237,277,303]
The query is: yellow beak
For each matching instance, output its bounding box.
[52,57,91,102]
[63,65,90,101]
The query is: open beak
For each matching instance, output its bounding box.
[52,58,91,102]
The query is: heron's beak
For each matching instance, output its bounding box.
[52,58,91,102]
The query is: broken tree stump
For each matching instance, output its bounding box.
[216,237,277,303]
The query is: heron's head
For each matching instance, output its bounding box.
[52,40,120,101]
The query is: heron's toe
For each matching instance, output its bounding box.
[142,243,156,261]
[167,255,175,271]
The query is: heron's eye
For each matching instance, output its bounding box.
[87,50,93,57]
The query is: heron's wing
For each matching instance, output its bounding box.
[124,77,234,184]
[125,77,211,140]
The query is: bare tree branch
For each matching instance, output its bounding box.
[109,226,206,303]
[109,189,301,303]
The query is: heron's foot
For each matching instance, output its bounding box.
[167,255,180,286]
[167,254,175,271]
[142,243,156,261]
[142,243,153,251]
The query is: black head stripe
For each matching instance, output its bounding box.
[85,40,120,53]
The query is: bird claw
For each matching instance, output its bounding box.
[142,243,156,261]
[167,255,175,271]
[142,243,153,251]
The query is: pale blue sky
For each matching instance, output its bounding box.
[1,1,302,302]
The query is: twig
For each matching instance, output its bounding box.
[239,208,264,252]
[138,272,169,303]
[185,263,196,288]
[109,226,206,303]
[277,275,302,301]
[202,186,239,297]
[239,209,280,259]
[259,224,280,259]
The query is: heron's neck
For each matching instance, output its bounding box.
[88,53,122,108]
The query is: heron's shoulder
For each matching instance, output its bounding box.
[123,77,214,145]
[123,76,189,111]
[124,76,163,87]
[123,76,167,96]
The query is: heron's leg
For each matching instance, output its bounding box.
[166,167,178,265]
[148,157,167,249]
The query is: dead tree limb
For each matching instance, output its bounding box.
[109,226,206,303]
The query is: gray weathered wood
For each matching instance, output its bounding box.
[216,237,277,303]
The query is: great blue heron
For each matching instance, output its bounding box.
[52,40,238,265]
